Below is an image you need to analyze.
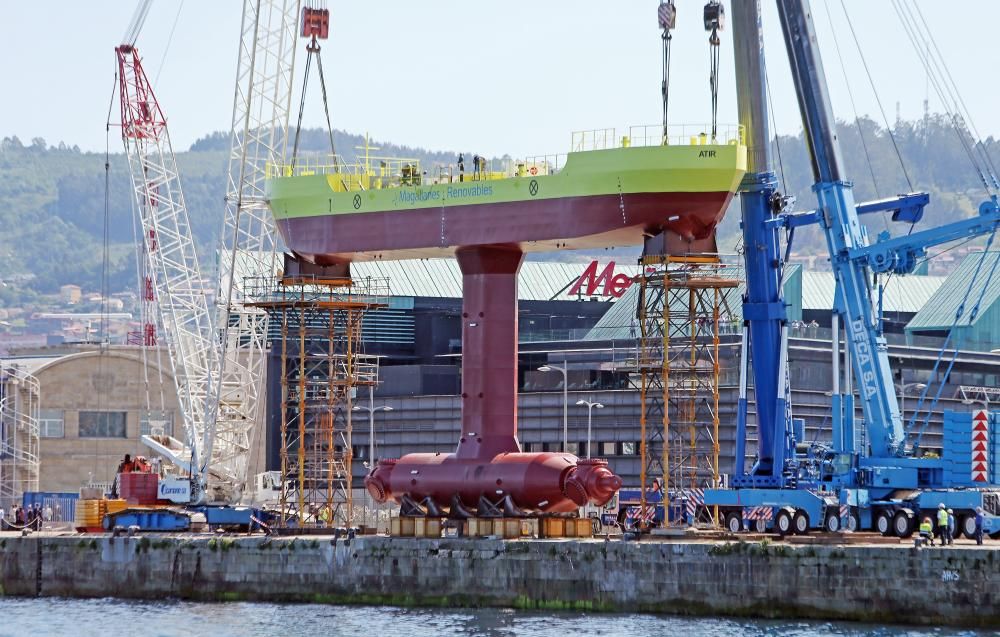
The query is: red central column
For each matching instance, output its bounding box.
[454,244,524,460]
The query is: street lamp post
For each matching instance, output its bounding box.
[897,382,927,427]
[575,399,604,459]
[538,362,568,453]
[352,385,393,467]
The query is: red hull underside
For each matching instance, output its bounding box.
[277,190,733,264]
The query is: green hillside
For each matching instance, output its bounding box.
[0,116,997,307]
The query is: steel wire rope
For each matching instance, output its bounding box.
[124,0,153,47]
[911,1,1000,190]
[313,44,340,170]
[823,0,882,208]
[127,183,153,418]
[708,22,721,141]
[839,0,913,197]
[660,7,673,142]
[99,70,118,483]
[891,0,992,197]
[912,236,976,272]
[911,243,1000,450]
[887,0,1000,439]
[906,232,1000,437]
[826,1,897,332]
[764,69,787,192]
[153,0,185,86]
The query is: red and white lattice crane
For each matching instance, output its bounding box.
[117,0,299,503]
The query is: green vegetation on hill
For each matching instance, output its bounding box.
[0,116,998,307]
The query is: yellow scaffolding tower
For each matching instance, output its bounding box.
[250,275,386,528]
[636,256,738,527]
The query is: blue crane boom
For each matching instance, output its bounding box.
[705,0,1000,538]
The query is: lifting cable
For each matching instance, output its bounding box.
[823,1,882,204]
[100,70,117,480]
[909,241,1000,449]
[839,0,914,196]
[827,2,893,333]
[153,0,185,86]
[704,2,724,141]
[884,0,1000,444]
[891,0,994,197]
[658,1,676,143]
[911,1,1000,190]
[123,0,153,47]
[291,33,339,171]
[128,193,159,429]
[765,69,787,190]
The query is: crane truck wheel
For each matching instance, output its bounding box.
[775,509,794,536]
[793,509,810,535]
[823,511,840,533]
[754,517,768,533]
[725,512,742,534]
[959,514,977,539]
[892,510,915,538]
[846,510,860,532]
[876,510,892,536]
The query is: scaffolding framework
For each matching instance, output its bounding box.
[0,363,40,509]
[634,256,738,526]
[250,275,386,528]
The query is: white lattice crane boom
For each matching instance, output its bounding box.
[208,0,300,497]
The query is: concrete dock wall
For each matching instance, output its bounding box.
[0,535,996,627]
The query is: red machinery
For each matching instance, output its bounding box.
[364,246,622,516]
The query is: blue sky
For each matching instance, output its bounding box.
[1,1,997,157]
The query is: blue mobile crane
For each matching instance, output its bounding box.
[703,0,1000,538]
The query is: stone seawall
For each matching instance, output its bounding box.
[0,535,996,627]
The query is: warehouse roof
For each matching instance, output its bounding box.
[584,265,945,341]
[801,271,945,312]
[353,258,641,302]
[906,251,1000,331]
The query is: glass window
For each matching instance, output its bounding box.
[565,442,580,456]
[527,442,544,453]
[622,441,637,456]
[78,411,127,438]
[140,410,173,437]
[39,409,64,438]
[601,442,617,457]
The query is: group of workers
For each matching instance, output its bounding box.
[0,502,56,531]
[456,153,487,182]
[918,503,988,546]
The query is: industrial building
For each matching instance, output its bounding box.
[1,346,265,498]
[264,255,1000,491]
[0,253,996,507]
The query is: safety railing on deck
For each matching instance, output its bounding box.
[571,124,745,151]
[266,155,423,189]
[267,123,746,188]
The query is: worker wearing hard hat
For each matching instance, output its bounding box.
[936,503,951,546]
[918,517,934,547]
[974,506,986,546]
